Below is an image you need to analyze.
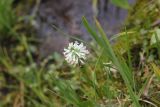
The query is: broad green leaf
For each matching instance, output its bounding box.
[110,0,130,9]
[150,28,160,45]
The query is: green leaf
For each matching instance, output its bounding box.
[110,0,130,9]
[150,28,160,45]
[151,63,160,80]
[54,79,81,106]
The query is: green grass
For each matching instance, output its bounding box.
[82,17,140,107]
[0,0,15,36]
[1,0,160,107]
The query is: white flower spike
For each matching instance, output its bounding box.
[63,41,89,66]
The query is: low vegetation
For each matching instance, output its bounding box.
[0,0,160,107]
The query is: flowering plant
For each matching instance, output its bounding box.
[63,41,89,66]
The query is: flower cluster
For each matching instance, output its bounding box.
[63,41,89,66]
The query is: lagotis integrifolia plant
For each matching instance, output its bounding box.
[63,41,89,66]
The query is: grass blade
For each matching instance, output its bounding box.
[82,17,141,107]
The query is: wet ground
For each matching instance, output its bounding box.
[34,0,135,57]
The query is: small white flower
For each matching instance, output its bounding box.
[63,41,89,66]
